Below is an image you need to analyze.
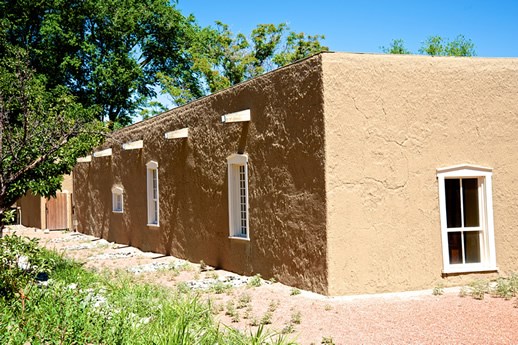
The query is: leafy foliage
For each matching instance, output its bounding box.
[1,0,328,124]
[0,234,50,299]
[419,35,475,57]
[381,39,411,54]
[382,35,476,56]
[160,22,328,105]
[0,239,296,344]
[0,0,201,126]
[0,48,105,223]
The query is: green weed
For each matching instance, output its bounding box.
[247,274,262,288]
[290,287,301,296]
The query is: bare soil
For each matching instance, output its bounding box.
[7,225,518,344]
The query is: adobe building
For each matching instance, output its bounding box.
[17,174,74,230]
[73,52,518,296]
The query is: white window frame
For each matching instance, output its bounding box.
[111,186,124,213]
[146,161,159,227]
[227,153,250,240]
[437,164,497,274]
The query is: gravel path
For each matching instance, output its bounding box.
[6,225,517,344]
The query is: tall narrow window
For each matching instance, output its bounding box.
[227,154,249,239]
[146,161,159,226]
[437,165,497,273]
[111,186,124,213]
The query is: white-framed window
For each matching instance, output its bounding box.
[111,186,124,213]
[227,153,249,240]
[146,161,159,226]
[437,164,497,274]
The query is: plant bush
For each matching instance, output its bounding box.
[0,236,296,344]
[0,234,51,299]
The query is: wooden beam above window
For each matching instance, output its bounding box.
[164,127,189,139]
[122,140,143,150]
[221,109,250,123]
[77,155,92,163]
[93,148,112,158]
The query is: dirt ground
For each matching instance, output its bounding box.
[6,225,517,345]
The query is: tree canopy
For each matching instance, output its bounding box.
[0,48,104,228]
[0,0,204,127]
[159,22,328,106]
[382,35,476,56]
[0,0,327,226]
[1,0,328,126]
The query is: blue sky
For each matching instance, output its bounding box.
[177,0,518,57]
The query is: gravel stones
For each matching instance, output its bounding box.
[87,251,137,261]
[127,260,189,274]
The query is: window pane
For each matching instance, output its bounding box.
[464,231,481,263]
[239,165,247,236]
[448,232,462,264]
[445,179,461,228]
[462,178,480,227]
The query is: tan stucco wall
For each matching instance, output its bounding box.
[19,191,45,228]
[323,53,518,295]
[74,55,329,293]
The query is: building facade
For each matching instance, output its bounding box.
[74,53,518,295]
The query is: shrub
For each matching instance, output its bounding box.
[290,311,302,325]
[432,283,444,296]
[459,286,469,297]
[1,209,16,225]
[0,234,298,345]
[247,274,262,288]
[494,274,518,300]
[0,234,51,299]
[211,280,230,294]
[260,311,273,325]
[237,293,251,309]
[290,287,301,296]
[469,279,490,300]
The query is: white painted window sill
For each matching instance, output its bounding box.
[442,265,498,274]
[228,236,250,241]
[112,210,123,214]
[147,223,160,228]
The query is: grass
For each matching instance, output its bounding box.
[457,274,518,301]
[237,292,252,309]
[432,283,444,296]
[290,287,301,296]
[247,274,262,288]
[493,274,518,300]
[0,237,296,345]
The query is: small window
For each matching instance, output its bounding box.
[111,186,124,213]
[437,165,497,273]
[146,161,159,226]
[227,154,249,239]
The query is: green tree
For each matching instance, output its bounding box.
[159,22,328,104]
[0,0,201,127]
[442,35,475,57]
[381,39,411,55]
[0,49,104,234]
[382,35,476,56]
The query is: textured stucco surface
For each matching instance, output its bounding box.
[323,53,518,295]
[74,52,518,296]
[74,55,328,294]
[19,192,45,228]
[18,174,73,229]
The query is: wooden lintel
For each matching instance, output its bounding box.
[221,109,251,123]
[93,148,112,158]
[122,140,143,150]
[77,155,92,163]
[164,127,189,139]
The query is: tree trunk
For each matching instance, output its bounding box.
[0,206,7,238]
